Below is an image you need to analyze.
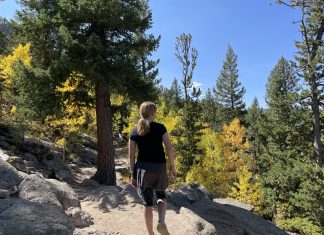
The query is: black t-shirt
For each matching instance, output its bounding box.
[129,122,167,163]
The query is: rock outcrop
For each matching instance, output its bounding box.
[168,184,288,235]
[0,198,75,235]
[19,174,63,208]
[0,158,23,190]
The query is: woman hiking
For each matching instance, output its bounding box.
[128,101,176,235]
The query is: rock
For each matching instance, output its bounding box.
[66,207,94,228]
[214,202,289,235]
[73,228,114,235]
[7,156,27,172]
[0,198,75,235]
[115,166,130,177]
[120,184,142,204]
[179,207,217,234]
[167,184,213,208]
[81,178,101,188]
[79,134,97,150]
[8,155,44,175]
[0,137,11,149]
[22,137,51,157]
[0,158,23,190]
[17,170,28,179]
[85,186,122,212]
[42,157,73,182]
[0,148,10,161]
[55,169,74,183]
[19,174,62,209]
[9,186,18,195]
[0,189,9,199]
[76,147,97,165]
[168,185,288,235]
[45,179,80,210]
[69,163,81,173]
[115,147,127,157]
[214,198,254,211]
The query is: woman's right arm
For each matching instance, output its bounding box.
[128,139,136,173]
[162,132,176,178]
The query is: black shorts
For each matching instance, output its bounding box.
[133,161,168,207]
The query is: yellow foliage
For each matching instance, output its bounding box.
[46,73,96,146]
[156,100,180,139]
[111,94,126,106]
[186,127,231,196]
[10,106,17,114]
[221,118,251,172]
[229,165,263,212]
[124,104,139,135]
[0,43,31,89]
[187,118,254,197]
[124,100,180,139]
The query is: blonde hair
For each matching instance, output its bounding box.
[137,101,157,136]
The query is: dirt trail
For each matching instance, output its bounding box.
[72,151,187,235]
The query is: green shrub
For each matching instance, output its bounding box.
[277,217,323,235]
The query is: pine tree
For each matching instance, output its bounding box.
[277,0,324,167]
[161,78,183,113]
[0,17,11,54]
[16,0,159,185]
[258,57,322,230]
[172,33,203,179]
[245,98,264,174]
[201,88,217,128]
[214,45,246,123]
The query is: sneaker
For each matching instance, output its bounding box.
[156,222,170,235]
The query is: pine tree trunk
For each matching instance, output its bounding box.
[92,81,116,185]
[311,80,323,167]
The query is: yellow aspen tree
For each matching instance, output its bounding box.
[187,119,254,197]
[221,118,251,178]
[229,165,263,212]
[46,73,95,154]
[0,43,31,119]
[186,127,229,196]
[0,43,31,88]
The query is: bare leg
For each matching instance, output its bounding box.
[157,199,167,223]
[156,199,170,235]
[144,206,154,235]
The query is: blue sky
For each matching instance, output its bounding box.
[0,0,301,107]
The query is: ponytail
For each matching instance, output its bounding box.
[137,101,157,136]
[137,118,150,136]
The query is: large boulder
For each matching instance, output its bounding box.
[0,198,75,235]
[19,174,80,210]
[19,174,62,209]
[45,179,80,210]
[0,158,23,190]
[168,185,288,235]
